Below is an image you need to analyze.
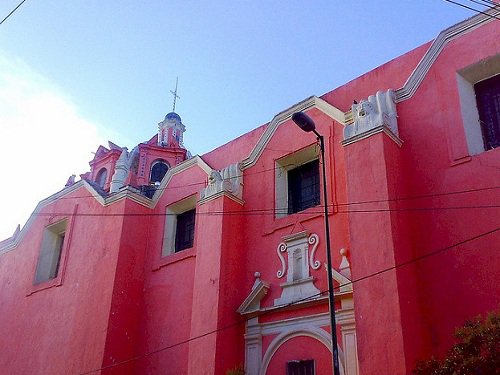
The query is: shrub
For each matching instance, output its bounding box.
[413,309,500,375]
[226,364,245,375]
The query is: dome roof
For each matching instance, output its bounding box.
[165,112,182,122]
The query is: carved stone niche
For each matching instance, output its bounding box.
[274,231,321,306]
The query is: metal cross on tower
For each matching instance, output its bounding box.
[170,77,180,112]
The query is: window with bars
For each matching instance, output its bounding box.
[286,359,315,375]
[287,159,320,214]
[475,74,500,151]
[174,209,196,252]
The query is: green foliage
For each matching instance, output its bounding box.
[413,309,500,375]
[226,364,245,375]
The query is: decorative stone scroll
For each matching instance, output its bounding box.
[274,231,321,306]
[200,163,243,201]
[343,90,400,145]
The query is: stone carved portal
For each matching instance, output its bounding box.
[274,231,321,306]
[238,247,358,375]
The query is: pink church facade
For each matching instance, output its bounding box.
[1,11,499,375]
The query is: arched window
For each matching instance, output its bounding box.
[95,168,108,188]
[150,160,169,184]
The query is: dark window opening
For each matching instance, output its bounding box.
[175,209,196,252]
[95,168,108,188]
[475,74,500,151]
[288,159,320,214]
[150,161,169,184]
[287,359,315,375]
[140,185,156,199]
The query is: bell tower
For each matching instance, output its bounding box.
[157,112,186,148]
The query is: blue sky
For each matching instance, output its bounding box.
[0,0,490,238]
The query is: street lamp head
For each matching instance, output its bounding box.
[292,112,316,133]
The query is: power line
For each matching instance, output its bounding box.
[464,0,498,8]
[442,0,500,20]
[40,182,500,214]
[464,0,500,8]
[0,0,28,26]
[56,170,500,204]
[78,225,500,374]
[32,202,500,219]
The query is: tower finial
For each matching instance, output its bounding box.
[170,77,180,112]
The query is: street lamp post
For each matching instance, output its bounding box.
[292,111,341,375]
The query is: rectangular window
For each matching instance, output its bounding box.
[34,219,67,285]
[275,145,320,218]
[287,359,315,375]
[475,74,500,151]
[162,195,197,257]
[288,159,320,214]
[174,208,196,252]
[457,55,500,155]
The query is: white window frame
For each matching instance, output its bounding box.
[275,144,319,218]
[162,195,197,256]
[34,219,67,284]
[457,54,500,155]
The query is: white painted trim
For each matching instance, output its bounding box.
[395,8,499,103]
[260,310,355,336]
[162,194,198,257]
[261,312,330,336]
[198,190,245,206]
[0,181,100,254]
[238,280,270,315]
[0,156,213,254]
[259,326,346,375]
[241,96,345,170]
[150,155,213,207]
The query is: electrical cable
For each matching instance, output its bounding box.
[31,182,500,216]
[463,0,499,9]
[33,202,500,218]
[0,0,28,26]
[77,225,499,374]
[442,0,500,20]
[464,0,499,8]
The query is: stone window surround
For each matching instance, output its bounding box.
[457,54,500,155]
[33,218,67,285]
[275,144,319,219]
[27,209,77,296]
[162,194,197,257]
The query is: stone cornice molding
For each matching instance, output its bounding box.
[240,96,346,170]
[198,190,245,206]
[238,279,271,316]
[0,181,100,254]
[0,156,213,254]
[342,124,403,147]
[395,8,499,103]
[149,155,213,207]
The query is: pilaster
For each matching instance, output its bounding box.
[187,193,245,375]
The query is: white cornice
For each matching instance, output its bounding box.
[0,156,213,254]
[150,155,212,207]
[240,96,346,170]
[0,181,101,254]
[395,8,499,103]
[238,280,270,315]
